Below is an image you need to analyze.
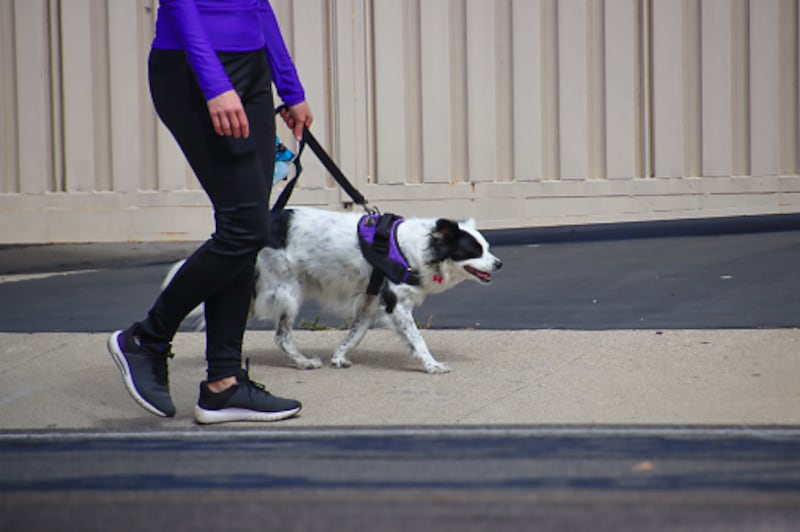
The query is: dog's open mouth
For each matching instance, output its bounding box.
[464,265,492,283]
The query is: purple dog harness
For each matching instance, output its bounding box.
[357,213,420,295]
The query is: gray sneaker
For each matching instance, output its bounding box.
[107,324,176,417]
[194,362,301,424]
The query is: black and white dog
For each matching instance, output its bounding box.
[168,207,502,374]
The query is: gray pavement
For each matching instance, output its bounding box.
[1,328,799,430]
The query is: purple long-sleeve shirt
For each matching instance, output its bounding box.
[152,0,305,105]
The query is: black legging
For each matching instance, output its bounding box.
[139,49,276,381]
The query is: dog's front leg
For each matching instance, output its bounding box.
[275,314,323,369]
[330,297,376,369]
[389,305,450,374]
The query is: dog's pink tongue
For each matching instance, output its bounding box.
[466,266,491,282]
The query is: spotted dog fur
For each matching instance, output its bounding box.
[166,207,502,374]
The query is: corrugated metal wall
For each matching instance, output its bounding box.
[0,0,798,243]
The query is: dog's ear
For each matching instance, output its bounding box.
[434,219,460,243]
[461,218,477,230]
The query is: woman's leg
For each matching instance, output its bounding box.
[110,49,300,421]
[139,49,275,379]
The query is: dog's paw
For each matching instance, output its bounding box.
[330,357,352,369]
[295,357,323,370]
[425,361,451,374]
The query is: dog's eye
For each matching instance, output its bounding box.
[451,234,484,261]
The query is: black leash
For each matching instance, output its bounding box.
[272,106,371,214]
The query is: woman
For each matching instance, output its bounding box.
[107,0,312,424]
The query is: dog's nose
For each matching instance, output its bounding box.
[494,259,503,270]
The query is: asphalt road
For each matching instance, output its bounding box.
[1,226,799,333]
[2,427,800,532]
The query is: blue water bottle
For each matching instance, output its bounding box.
[274,137,294,184]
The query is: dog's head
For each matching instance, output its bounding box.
[428,218,502,285]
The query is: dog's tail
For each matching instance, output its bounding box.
[161,259,206,331]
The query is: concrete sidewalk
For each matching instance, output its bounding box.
[1,328,797,431]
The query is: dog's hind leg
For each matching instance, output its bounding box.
[275,313,323,369]
[330,297,377,369]
[389,305,450,374]
[256,267,322,370]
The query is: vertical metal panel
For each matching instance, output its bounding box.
[420,1,460,183]
[557,0,588,180]
[587,0,607,180]
[540,0,560,180]
[638,0,654,179]
[372,0,410,184]
[60,0,97,192]
[154,122,189,192]
[330,0,370,190]
[403,0,422,184]
[148,0,191,207]
[150,0,188,193]
[701,0,732,178]
[493,0,513,182]
[466,0,513,181]
[650,0,683,177]
[13,0,52,194]
[606,0,637,179]
[632,0,646,179]
[91,0,112,192]
[369,0,425,186]
[48,0,64,193]
[511,0,542,182]
[466,0,499,182]
[731,0,751,177]
[139,0,160,192]
[288,0,333,188]
[749,0,779,177]
[0,1,18,194]
[777,0,799,175]
[682,0,702,178]
[448,0,468,184]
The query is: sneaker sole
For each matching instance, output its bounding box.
[107,330,170,418]
[194,404,301,425]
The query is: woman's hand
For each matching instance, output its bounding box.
[279,101,313,141]
[207,89,250,138]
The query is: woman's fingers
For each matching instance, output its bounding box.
[279,101,313,140]
[207,90,249,138]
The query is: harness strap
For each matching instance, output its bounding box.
[358,213,421,297]
[371,212,395,255]
[366,267,384,296]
